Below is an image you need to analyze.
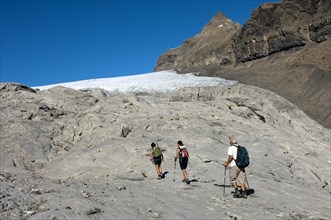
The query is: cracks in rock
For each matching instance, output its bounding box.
[310,169,321,182]
[251,110,266,123]
[226,98,267,123]
[309,169,329,190]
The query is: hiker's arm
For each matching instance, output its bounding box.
[150,148,153,161]
[174,149,179,168]
[223,155,233,167]
[175,148,180,160]
[174,148,179,163]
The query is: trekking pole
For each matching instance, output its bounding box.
[188,161,193,178]
[223,167,227,197]
[245,174,252,197]
[173,159,176,182]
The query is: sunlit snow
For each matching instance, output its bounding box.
[35,70,237,94]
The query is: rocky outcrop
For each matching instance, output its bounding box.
[154,0,331,128]
[232,0,331,62]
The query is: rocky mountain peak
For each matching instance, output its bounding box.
[155,12,240,72]
[199,12,240,37]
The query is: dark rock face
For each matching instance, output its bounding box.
[232,0,331,62]
[154,0,331,128]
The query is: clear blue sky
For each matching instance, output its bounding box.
[1,0,279,87]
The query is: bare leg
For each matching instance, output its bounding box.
[232,180,238,189]
[183,169,189,181]
[241,182,246,191]
[159,165,163,175]
[231,180,241,197]
[155,165,161,176]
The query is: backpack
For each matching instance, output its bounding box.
[180,148,189,158]
[153,145,162,158]
[235,145,250,168]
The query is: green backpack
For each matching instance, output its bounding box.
[153,145,162,157]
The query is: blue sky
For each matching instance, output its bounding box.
[1,0,279,87]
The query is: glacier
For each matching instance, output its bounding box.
[34,70,237,94]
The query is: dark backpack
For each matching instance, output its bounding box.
[235,145,250,168]
[153,145,162,158]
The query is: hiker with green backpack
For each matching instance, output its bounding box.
[223,137,250,199]
[150,142,164,179]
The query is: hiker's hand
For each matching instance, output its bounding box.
[223,162,228,167]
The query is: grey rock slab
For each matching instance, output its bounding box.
[0,83,330,219]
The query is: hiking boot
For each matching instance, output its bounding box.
[157,175,162,180]
[240,191,247,199]
[233,188,241,198]
[182,179,186,182]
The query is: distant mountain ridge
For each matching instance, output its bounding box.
[155,0,331,128]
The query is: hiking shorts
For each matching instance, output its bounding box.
[179,157,188,170]
[153,156,162,166]
[229,165,245,184]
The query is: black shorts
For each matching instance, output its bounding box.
[153,157,162,166]
[179,157,188,170]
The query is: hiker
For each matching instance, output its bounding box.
[174,140,189,183]
[150,142,164,179]
[223,138,247,199]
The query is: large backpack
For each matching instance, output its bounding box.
[235,145,250,168]
[153,145,162,158]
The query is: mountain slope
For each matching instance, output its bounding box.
[154,0,331,128]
